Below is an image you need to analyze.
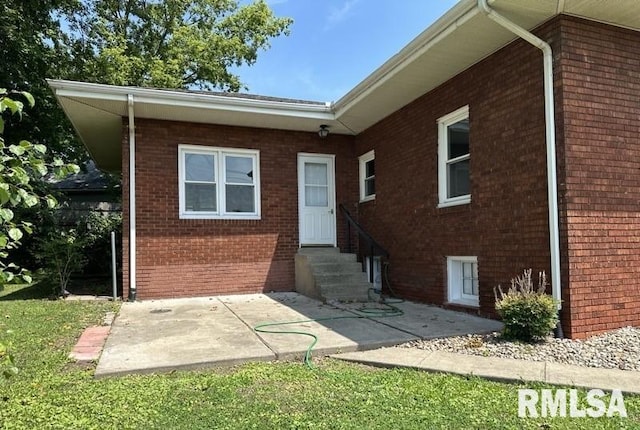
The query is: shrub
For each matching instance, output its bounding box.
[36,228,87,296]
[494,269,558,342]
[35,211,122,296]
[78,211,122,277]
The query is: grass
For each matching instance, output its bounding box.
[1,284,639,429]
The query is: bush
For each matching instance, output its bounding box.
[494,269,558,342]
[35,211,122,296]
[77,211,122,277]
[36,228,87,296]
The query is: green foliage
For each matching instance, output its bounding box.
[495,269,559,342]
[0,331,18,380]
[0,90,79,286]
[36,229,88,296]
[0,290,637,428]
[1,0,292,168]
[35,211,122,295]
[67,0,293,91]
[0,0,86,164]
[80,211,123,277]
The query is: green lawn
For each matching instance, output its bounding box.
[1,284,638,429]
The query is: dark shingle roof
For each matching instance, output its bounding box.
[49,160,118,192]
[151,87,327,106]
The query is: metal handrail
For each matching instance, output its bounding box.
[338,204,389,283]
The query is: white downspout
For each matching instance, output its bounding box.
[127,94,137,301]
[477,1,562,311]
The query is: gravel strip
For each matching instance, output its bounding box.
[401,326,640,371]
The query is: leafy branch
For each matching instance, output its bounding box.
[0,90,79,285]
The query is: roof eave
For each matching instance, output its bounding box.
[48,79,335,118]
[333,0,478,117]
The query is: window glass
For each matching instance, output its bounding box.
[447,257,479,307]
[305,163,328,186]
[448,158,470,198]
[305,186,328,207]
[447,119,469,159]
[185,183,217,212]
[359,151,376,201]
[365,159,375,178]
[365,178,375,196]
[462,262,475,296]
[225,156,253,184]
[185,153,215,182]
[180,146,259,219]
[226,185,255,212]
[438,106,470,206]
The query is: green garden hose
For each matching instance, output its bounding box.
[254,295,403,369]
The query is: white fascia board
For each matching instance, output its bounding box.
[332,0,478,117]
[47,79,335,121]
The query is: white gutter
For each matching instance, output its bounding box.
[127,94,137,301]
[48,79,334,119]
[477,0,562,310]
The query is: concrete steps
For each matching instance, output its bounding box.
[295,247,372,302]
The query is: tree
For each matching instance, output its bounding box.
[0,0,85,163]
[1,1,291,166]
[0,90,79,286]
[66,0,292,91]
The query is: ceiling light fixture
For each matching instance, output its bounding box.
[318,124,330,138]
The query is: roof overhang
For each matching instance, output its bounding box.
[49,0,640,172]
[50,81,338,171]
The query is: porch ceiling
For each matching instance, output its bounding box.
[49,0,640,172]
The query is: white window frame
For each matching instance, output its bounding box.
[438,106,470,208]
[446,256,479,307]
[178,145,261,220]
[359,150,375,202]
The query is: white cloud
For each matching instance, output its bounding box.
[326,0,360,28]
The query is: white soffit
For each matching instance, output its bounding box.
[560,0,640,30]
[51,81,344,171]
[57,96,123,171]
[334,0,558,132]
[334,0,640,133]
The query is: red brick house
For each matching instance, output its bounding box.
[50,0,640,339]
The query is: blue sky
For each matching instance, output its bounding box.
[234,0,460,102]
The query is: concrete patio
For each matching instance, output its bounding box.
[95,292,503,377]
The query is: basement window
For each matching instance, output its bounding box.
[359,150,375,202]
[446,256,479,307]
[438,106,470,207]
[178,145,260,219]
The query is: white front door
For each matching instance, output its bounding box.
[298,154,336,246]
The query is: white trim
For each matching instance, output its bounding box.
[48,79,334,119]
[446,256,479,307]
[358,150,376,202]
[127,94,136,297]
[437,105,471,208]
[178,145,261,220]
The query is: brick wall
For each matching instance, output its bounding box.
[557,16,640,338]
[122,120,357,299]
[353,15,640,338]
[118,15,640,338]
[354,21,560,318]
